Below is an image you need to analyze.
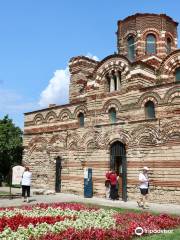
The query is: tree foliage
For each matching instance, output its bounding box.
[0,115,23,178]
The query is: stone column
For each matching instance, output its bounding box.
[115,71,121,90]
[110,74,115,92]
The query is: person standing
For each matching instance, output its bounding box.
[105,171,111,199]
[137,166,150,209]
[21,166,32,203]
[109,170,118,200]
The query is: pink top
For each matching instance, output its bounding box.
[109,173,117,186]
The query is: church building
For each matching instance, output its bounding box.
[23,13,180,203]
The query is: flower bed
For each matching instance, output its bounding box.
[0,203,179,239]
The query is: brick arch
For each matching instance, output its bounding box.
[48,134,66,152]
[103,98,121,113]
[93,54,130,74]
[165,32,174,41]
[124,33,137,61]
[124,31,137,40]
[68,141,78,151]
[107,138,126,152]
[106,137,128,152]
[82,130,95,145]
[117,129,131,145]
[164,87,180,104]
[94,55,131,83]
[82,130,102,150]
[95,132,106,149]
[99,65,126,79]
[28,136,48,154]
[104,129,130,150]
[170,63,180,76]
[161,120,180,130]
[138,92,161,107]
[165,32,176,48]
[58,108,72,121]
[67,132,82,150]
[86,140,97,151]
[28,136,48,147]
[141,29,160,56]
[45,111,57,123]
[161,120,180,143]
[159,50,180,75]
[138,133,159,146]
[49,134,65,145]
[131,124,159,146]
[82,130,106,150]
[124,31,137,49]
[164,130,180,144]
[141,28,160,41]
[73,105,88,118]
[33,113,44,125]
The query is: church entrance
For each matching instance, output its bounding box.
[55,156,62,193]
[110,141,127,201]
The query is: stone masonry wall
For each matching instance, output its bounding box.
[23,13,180,204]
[23,78,180,203]
[117,13,178,61]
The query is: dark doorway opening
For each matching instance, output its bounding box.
[55,156,62,193]
[110,141,127,201]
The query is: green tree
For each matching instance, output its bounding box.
[0,115,23,179]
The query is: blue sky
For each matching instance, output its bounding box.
[0,0,180,129]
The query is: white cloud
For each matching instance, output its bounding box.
[86,53,99,61]
[38,67,70,108]
[38,53,98,108]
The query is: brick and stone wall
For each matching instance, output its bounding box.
[23,13,180,203]
[117,13,178,62]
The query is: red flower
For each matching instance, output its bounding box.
[0,214,76,232]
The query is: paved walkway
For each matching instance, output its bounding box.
[0,187,180,215]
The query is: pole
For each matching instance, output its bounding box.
[9,167,13,199]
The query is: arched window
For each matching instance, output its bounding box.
[106,71,121,92]
[78,112,84,127]
[166,38,172,54]
[145,101,155,119]
[175,68,180,82]
[146,34,156,54]
[109,108,117,123]
[127,36,135,61]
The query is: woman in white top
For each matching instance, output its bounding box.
[21,166,32,203]
[137,166,150,209]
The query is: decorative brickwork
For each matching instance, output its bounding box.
[23,13,180,203]
[117,13,178,62]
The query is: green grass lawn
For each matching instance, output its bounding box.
[0,191,10,195]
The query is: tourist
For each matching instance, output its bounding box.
[109,170,118,200]
[21,166,32,203]
[105,171,111,199]
[137,166,150,209]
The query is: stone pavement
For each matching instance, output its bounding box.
[0,187,180,215]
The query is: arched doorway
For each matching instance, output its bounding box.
[110,141,127,201]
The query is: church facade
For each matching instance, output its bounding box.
[23,13,180,203]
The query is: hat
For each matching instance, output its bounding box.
[143,166,149,171]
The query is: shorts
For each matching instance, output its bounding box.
[140,188,148,196]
